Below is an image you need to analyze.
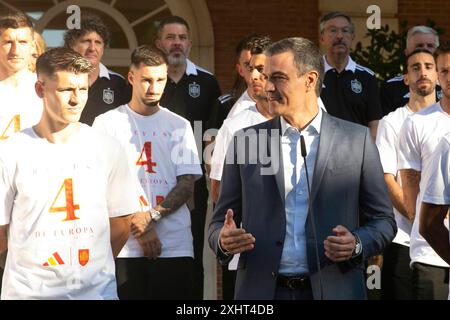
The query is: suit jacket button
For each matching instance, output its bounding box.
[276,240,283,246]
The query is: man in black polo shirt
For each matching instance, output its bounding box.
[380,26,442,116]
[156,15,221,300]
[64,14,131,125]
[319,11,382,140]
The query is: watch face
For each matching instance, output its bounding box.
[151,210,162,221]
[355,242,362,255]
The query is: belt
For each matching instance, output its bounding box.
[276,275,311,290]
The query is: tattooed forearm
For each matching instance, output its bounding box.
[155,174,196,217]
[400,169,421,221]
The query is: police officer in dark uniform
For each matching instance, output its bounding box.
[319,12,382,140]
[64,14,131,125]
[208,93,236,132]
[156,16,221,300]
[380,26,441,116]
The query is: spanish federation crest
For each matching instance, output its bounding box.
[78,249,89,266]
[350,79,362,94]
[103,88,114,104]
[188,82,200,98]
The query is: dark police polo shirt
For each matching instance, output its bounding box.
[320,56,382,127]
[207,93,236,130]
[160,59,221,135]
[380,75,442,116]
[80,63,132,126]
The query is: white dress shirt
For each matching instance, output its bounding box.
[278,108,322,275]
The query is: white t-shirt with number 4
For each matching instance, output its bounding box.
[0,71,43,139]
[93,105,202,258]
[0,125,140,300]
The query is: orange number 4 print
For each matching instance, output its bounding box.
[0,115,20,140]
[49,178,80,221]
[136,141,157,173]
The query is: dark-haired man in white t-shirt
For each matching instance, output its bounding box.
[93,45,202,300]
[376,49,437,299]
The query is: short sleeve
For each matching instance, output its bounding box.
[107,144,141,218]
[398,116,422,171]
[422,137,450,205]
[375,118,398,175]
[210,122,233,181]
[172,122,203,179]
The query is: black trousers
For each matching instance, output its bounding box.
[381,243,413,300]
[274,286,313,300]
[115,257,194,300]
[412,261,449,300]
[221,266,236,300]
[191,176,208,299]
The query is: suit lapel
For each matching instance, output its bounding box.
[268,117,285,207]
[310,113,336,201]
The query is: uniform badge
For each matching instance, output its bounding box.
[103,88,114,104]
[188,82,200,98]
[78,249,89,266]
[350,79,362,94]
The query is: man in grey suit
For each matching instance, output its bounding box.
[208,37,396,300]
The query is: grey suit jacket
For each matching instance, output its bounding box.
[208,112,396,300]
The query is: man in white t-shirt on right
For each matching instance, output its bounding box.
[419,131,450,276]
[398,41,450,299]
[93,45,202,300]
[376,48,437,299]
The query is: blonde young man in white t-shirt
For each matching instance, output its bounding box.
[376,49,437,299]
[398,43,450,300]
[0,10,43,139]
[93,45,202,300]
[0,10,44,291]
[0,48,138,300]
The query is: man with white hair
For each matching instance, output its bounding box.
[319,11,382,140]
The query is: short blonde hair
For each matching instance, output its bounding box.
[29,32,46,72]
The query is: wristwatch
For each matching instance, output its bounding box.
[149,208,162,222]
[351,233,362,257]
